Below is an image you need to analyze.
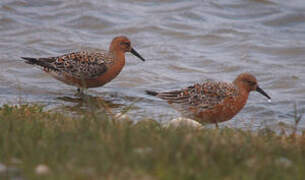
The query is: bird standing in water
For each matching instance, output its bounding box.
[22,36,145,94]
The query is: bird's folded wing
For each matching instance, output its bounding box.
[26,51,112,79]
[157,81,239,112]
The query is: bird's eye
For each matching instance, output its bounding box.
[246,80,256,86]
[120,42,130,46]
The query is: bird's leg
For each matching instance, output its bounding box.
[75,87,85,97]
[215,121,219,128]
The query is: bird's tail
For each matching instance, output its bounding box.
[22,57,57,71]
[22,57,39,65]
[145,90,159,96]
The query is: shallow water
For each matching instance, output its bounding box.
[0,0,304,129]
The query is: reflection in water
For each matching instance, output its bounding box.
[55,94,122,115]
[53,93,146,122]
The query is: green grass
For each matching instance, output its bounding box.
[0,104,305,180]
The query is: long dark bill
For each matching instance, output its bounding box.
[256,86,271,99]
[130,48,146,61]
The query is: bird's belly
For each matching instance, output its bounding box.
[46,64,124,88]
[194,96,248,124]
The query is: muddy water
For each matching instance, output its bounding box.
[0,0,304,129]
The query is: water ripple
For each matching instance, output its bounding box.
[0,0,304,128]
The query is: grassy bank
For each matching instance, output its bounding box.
[0,104,305,180]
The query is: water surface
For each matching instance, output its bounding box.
[0,0,304,129]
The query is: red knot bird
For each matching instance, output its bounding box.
[146,73,271,127]
[22,36,145,94]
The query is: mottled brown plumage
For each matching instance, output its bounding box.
[22,36,145,91]
[146,73,271,126]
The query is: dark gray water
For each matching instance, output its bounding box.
[0,0,304,129]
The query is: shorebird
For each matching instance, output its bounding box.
[146,73,271,127]
[22,36,145,94]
